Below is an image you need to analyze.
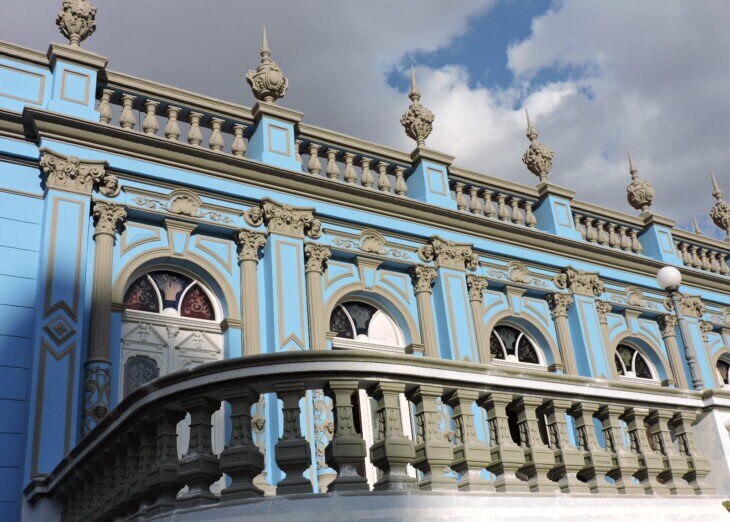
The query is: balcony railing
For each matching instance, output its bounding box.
[24,351,717,521]
[673,229,730,276]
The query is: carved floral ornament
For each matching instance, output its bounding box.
[131,190,234,223]
[521,109,554,183]
[234,229,267,262]
[39,149,120,197]
[304,243,332,273]
[626,151,655,213]
[699,320,714,341]
[400,67,434,148]
[547,292,575,318]
[56,0,97,47]
[246,27,289,103]
[418,236,478,271]
[553,266,604,297]
[92,201,126,236]
[710,172,730,240]
[657,313,678,337]
[664,293,706,318]
[409,264,438,294]
[594,299,612,323]
[466,274,488,302]
[245,198,321,239]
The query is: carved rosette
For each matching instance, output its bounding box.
[710,173,730,240]
[235,229,267,263]
[466,274,488,302]
[83,361,111,434]
[547,292,574,319]
[665,293,705,318]
[409,264,438,294]
[626,152,655,212]
[657,314,678,338]
[304,243,332,273]
[56,0,97,47]
[40,149,120,197]
[553,266,604,297]
[92,201,127,237]
[257,199,321,239]
[246,27,288,103]
[521,109,553,183]
[594,299,612,324]
[400,67,434,147]
[418,236,478,271]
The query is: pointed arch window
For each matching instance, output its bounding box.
[329,301,404,352]
[489,325,545,367]
[614,344,657,381]
[123,270,216,321]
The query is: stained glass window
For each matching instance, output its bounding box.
[123,271,216,320]
[489,325,541,365]
[614,344,655,380]
[329,301,402,346]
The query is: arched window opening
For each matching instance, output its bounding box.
[123,270,216,321]
[614,344,657,381]
[716,358,730,388]
[489,325,544,367]
[329,301,404,352]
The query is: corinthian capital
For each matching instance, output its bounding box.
[92,201,126,237]
[418,236,478,271]
[304,243,332,273]
[410,264,438,294]
[257,198,322,239]
[234,229,267,263]
[594,299,611,324]
[40,148,119,197]
[547,292,574,319]
[699,320,714,341]
[665,293,705,318]
[466,274,488,302]
[657,314,678,338]
[553,266,603,297]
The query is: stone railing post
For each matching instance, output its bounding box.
[304,243,332,350]
[466,275,490,363]
[671,411,712,494]
[118,430,140,517]
[543,399,589,493]
[235,230,267,356]
[408,385,457,490]
[177,397,221,506]
[479,392,527,492]
[145,409,185,516]
[131,422,156,512]
[621,407,670,495]
[274,383,312,494]
[409,265,439,358]
[596,405,643,494]
[546,292,575,374]
[369,382,417,490]
[567,402,614,494]
[219,387,265,500]
[647,409,693,495]
[325,380,369,491]
[512,397,559,492]
[658,314,690,389]
[84,201,127,434]
[444,389,491,491]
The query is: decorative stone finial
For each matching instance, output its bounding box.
[400,66,435,148]
[56,0,97,47]
[625,150,655,213]
[521,108,554,183]
[246,27,289,103]
[710,171,730,240]
[692,214,702,234]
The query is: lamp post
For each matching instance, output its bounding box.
[656,266,703,390]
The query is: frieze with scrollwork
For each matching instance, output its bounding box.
[329,230,413,261]
[129,189,236,224]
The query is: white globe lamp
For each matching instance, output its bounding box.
[656,266,682,291]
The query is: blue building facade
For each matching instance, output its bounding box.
[2,3,730,521]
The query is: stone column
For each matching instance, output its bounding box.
[546,292,574,374]
[409,264,439,358]
[304,243,332,350]
[234,230,267,356]
[466,275,489,363]
[84,201,126,434]
[657,314,689,389]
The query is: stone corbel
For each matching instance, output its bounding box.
[39,148,120,197]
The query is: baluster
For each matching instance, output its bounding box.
[596,220,609,245]
[407,385,457,491]
[164,106,181,141]
[596,405,643,494]
[119,93,136,130]
[324,380,369,491]
[360,157,374,188]
[567,402,614,494]
[497,194,511,221]
[208,117,225,152]
[231,123,247,157]
[307,143,322,175]
[709,251,720,273]
[178,397,220,506]
[479,392,527,492]
[142,100,159,135]
[146,409,186,515]
[524,201,537,228]
[670,411,712,494]
[469,186,481,214]
[575,215,586,240]
[720,253,729,275]
[647,409,693,495]
[585,217,597,243]
[483,190,496,218]
[369,382,417,490]
[219,388,265,500]
[444,389,491,491]
[510,197,524,225]
[678,242,691,265]
[543,400,590,493]
[512,397,559,492]
[343,152,357,184]
[325,148,340,180]
[618,226,630,250]
[454,182,466,211]
[377,161,391,192]
[608,223,620,249]
[294,139,303,163]
[99,88,114,124]
[394,166,408,196]
[620,407,670,495]
[187,112,204,147]
[275,383,312,494]
[690,245,702,268]
[630,229,643,254]
[699,248,711,271]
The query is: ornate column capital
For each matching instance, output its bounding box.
[553,265,603,297]
[699,320,714,341]
[410,264,438,294]
[547,292,574,319]
[418,235,478,271]
[594,299,612,324]
[466,274,488,302]
[665,293,705,318]
[246,198,321,239]
[657,313,678,338]
[304,243,332,273]
[56,0,97,47]
[40,148,119,197]
[92,201,126,237]
[234,229,266,263]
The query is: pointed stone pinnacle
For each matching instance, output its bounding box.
[262,26,270,54]
[408,65,421,101]
[625,151,654,213]
[525,108,538,141]
[711,171,724,201]
[692,214,702,234]
[627,149,638,179]
[246,26,288,103]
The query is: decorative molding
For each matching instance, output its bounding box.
[418,236,478,271]
[56,0,97,47]
[664,293,705,318]
[92,200,126,236]
[39,148,119,196]
[657,313,678,338]
[304,243,332,273]
[328,228,412,261]
[247,198,322,239]
[234,229,266,263]
[246,27,288,103]
[699,320,714,342]
[466,274,488,302]
[548,292,575,319]
[131,189,235,224]
[594,299,612,324]
[553,266,603,297]
[400,67,434,148]
[409,264,438,294]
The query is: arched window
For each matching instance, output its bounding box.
[329,301,404,352]
[123,270,216,320]
[614,344,657,381]
[489,325,544,367]
[716,358,730,388]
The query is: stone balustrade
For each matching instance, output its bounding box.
[25,351,715,522]
[451,180,538,228]
[573,212,644,254]
[673,232,730,276]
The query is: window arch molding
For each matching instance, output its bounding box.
[483,310,560,368]
[710,350,730,388]
[324,283,418,347]
[608,335,670,384]
[112,248,238,320]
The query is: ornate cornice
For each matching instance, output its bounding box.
[466,274,488,302]
[56,0,97,47]
[548,292,575,319]
[553,266,603,297]
[665,293,705,319]
[234,229,266,263]
[418,236,478,271]
[39,148,119,197]
[92,201,126,237]
[409,264,438,294]
[245,198,321,239]
[304,243,332,274]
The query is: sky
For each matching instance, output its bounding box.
[1,0,728,239]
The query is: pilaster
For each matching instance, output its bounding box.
[409,264,439,358]
[657,314,690,389]
[304,243,331,350]
[638,212,683,264]
[466,275,489,363]
[533,182,582,240]
[234,229,267,356]
[247,102,303,171]
[406,148,456,208]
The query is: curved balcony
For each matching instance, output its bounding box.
[24,351,730,521]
